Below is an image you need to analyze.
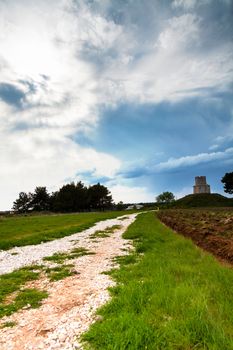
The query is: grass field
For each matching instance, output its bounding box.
[83,212,233,349]
[0,211,131,250]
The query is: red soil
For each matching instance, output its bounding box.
[158,208,233,265]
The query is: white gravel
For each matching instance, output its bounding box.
[0,213,140,350]
[0,214,137,275]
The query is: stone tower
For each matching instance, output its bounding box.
[193,176,211,194]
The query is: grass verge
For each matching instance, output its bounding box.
[0,211,134,250]
[82,212,233,349]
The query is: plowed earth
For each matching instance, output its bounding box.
[158,208,233,265]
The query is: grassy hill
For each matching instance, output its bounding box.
[173,193,233,208]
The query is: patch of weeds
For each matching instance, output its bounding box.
[90,225,122,239]
[0,321,17,328]
[0,268,41,304]
[0,288,48,318]
[45,265,77,282]
[15,288,48,309]
[43,247,95,264]
[64,263,75,268]
[71,247,94,256]
[70,239,79,244]
[43,252,70,264]
[105,225,122,233]
[20,265,45,272]
[0,265,49,319]
[118,217,129,221]
[90,231,110,239]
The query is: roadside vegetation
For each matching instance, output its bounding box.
[0,266,47,318]
[83,212,233,349]
[0,211,131,250]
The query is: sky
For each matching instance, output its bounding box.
[0,0,233,210]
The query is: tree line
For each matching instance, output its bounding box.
[12,182,115,213]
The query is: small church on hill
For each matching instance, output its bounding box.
[193,176,211,194]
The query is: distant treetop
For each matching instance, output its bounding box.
[221,172,233,195]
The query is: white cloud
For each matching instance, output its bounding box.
[0,127,121,210]
[156,147,233,172]
[172,0,211,10]
[208,144,219,151]
[100,13,233,104]
[157,14,200,50]
[0,0,233,209]
[110,185,154,204]
[0,0,124,209]
[172,0,197,9]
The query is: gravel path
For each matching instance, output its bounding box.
[0,213,138,350]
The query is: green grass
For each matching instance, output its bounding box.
[45,265,77,281]
[0,321,17,328]
[0,265,48,318]
[0,261,79,318]
[90,225,122,239]
[118,217,129,221]
[172,193,233,208]
[0,265,45,318]
[83,212,233,349]
[0,211,132,250]
[0,267,41,304]
[43,247,95,264]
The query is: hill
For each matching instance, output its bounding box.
[173,193,233,208]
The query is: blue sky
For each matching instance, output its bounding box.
[0,0,233,209]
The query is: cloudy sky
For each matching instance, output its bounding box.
[0,0,233,210]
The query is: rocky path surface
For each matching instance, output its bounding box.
[0,213,138,350]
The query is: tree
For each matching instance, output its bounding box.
[156,191,175,204]
[116,201,126,210]
[31,187,50,211]
[221,172,233,194]
[50,182,89,212]
[75,181,89,211]
[88,183,113,211]
[12,181,114,213]
[12,192,32,213]
[51,183,77,212]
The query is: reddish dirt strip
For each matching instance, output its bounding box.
[158,208,233,265]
